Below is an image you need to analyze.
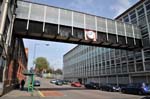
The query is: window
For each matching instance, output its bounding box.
[121,57,127,63]
[138,16,147,28]
[145,0,150,11]
[122,63,127,73]
[115,50,120,57]
[128,55,134,61]
[106,52,109,60]
[141,27,148,37]
[137,5,144,16]
[102,69,105,74]
[145,61,150,71]
[147,14,150,23]
[135,52,142,60]
[136,62,144,71]
[111,67,116,74]
[123,15,129,23]
[144,50,150,58]
[116,64,121,73]
[116,58,120,64]
[102,62,105,68]
[106,61,110,66]
[106,68,110,74]
[143,37,150,47]
[111,59,115,65]
[128,63,135,72]
[129,11,136,20]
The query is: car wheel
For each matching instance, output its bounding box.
[121,90,125,93]
[138,91,143,95]
[109,89,112,92]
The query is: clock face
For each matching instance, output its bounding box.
[86,31,95,39]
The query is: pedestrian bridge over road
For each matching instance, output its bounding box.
[14,1,142,49]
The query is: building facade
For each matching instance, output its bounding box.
[0,0,28,95]
[63,0,150,85]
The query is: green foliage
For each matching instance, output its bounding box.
[46,68,53,73]
[54,69,63,75]
[34,57,49,73]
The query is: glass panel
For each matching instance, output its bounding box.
[134,27,141,39]
[85,15,95,30]
[97,17,106,32]
[73,12,84,28]
[30,4,44,21]
[117,22,125,36]
[46,6,58,24]
[16,1,29,19]
[107,19,116,34]
[60,9,72,26]
[125,24,133,37]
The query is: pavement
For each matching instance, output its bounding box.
[0,77,149,99]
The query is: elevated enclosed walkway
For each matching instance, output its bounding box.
[14,1,142,49]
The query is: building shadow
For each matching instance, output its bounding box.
[141,96,150,99]
[36,87,92,91]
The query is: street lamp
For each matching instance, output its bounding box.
[32,43,50,70]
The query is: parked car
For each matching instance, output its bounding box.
[55,80,63,86]
[50,79,57,84]
[99,84,120,92]
[84,82,100,89]
[34,80,40,86]
[71,82,81,87]
[121,83,150,95]
[62,80,69,85]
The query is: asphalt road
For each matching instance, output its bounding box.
[1,77,149,99]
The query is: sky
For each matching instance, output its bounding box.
[23,0,139,70]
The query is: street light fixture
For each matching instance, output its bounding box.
[32,43,50,70]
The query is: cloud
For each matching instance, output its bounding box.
[110,0,132,18]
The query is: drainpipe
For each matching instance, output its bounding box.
[0,0,9,42]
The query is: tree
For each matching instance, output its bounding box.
[46,68,53,73]
[54,68,63,75]
[34,57,49,73]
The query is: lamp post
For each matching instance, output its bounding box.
[32,43,50,70]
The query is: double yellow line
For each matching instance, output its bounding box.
[35,88,45,97]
